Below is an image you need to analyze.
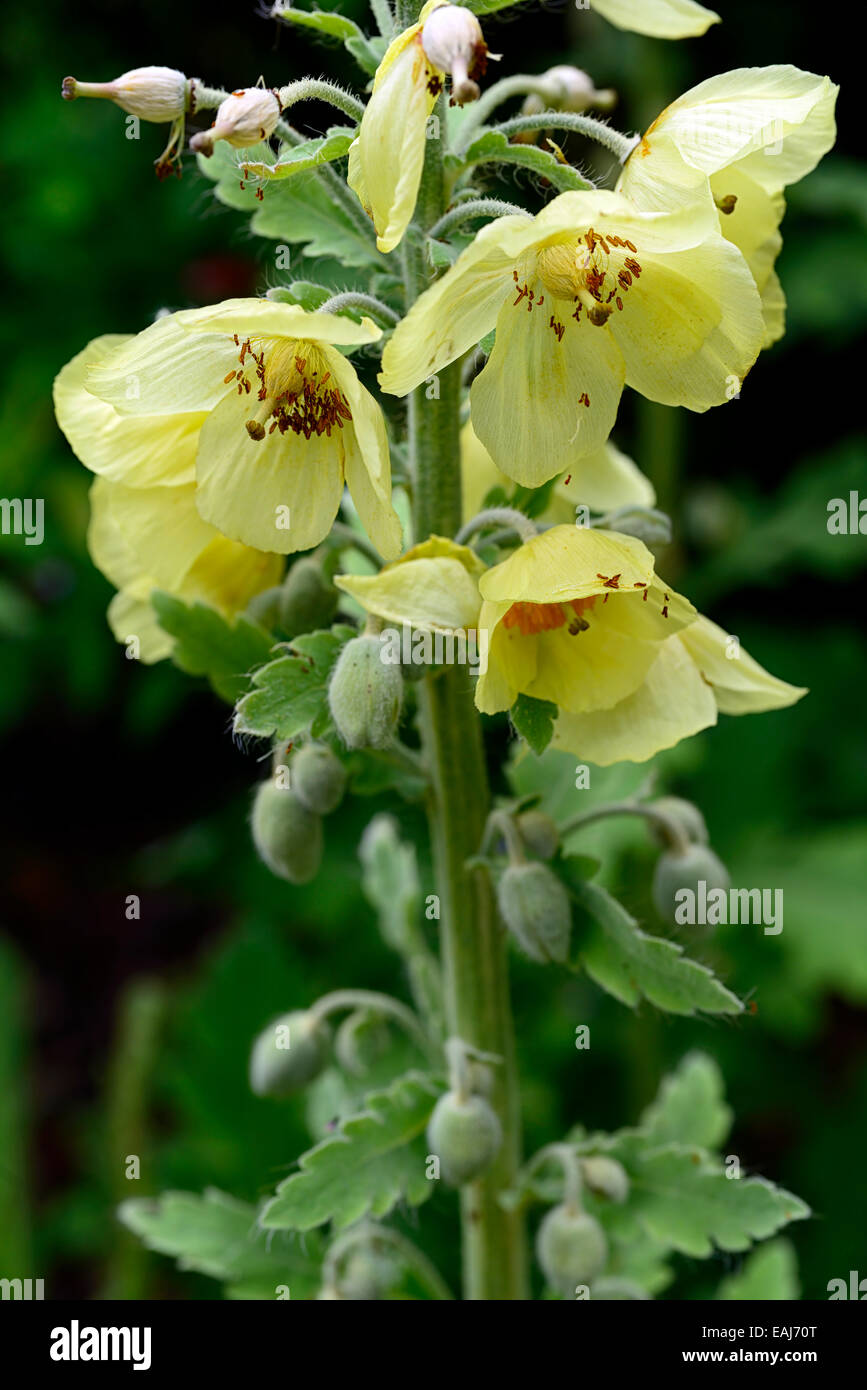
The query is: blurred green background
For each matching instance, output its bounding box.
[1,0,864,1299]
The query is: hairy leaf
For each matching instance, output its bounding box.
[234,625,354,740]
[243,130,355,182]
[152,592,274,703]
[511,693,558,755]
[641,1052,733,1150]
[717,1239,800,1300]
[456,129,593,192]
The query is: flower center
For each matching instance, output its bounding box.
[532,228,643,328]
[502,597,596,637]
[223,336,353,443]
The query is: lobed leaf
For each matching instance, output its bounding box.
[234,625,354,741]
[151,592,275,704]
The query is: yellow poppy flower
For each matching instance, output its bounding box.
[348,1,491,253]
[79,301,403,560]
[588,0,719,40]
[619,67,838,344]
[380,190,763,486]
[460,419,655,521]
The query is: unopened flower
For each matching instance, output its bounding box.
[523,66,616,118]
[619,67,838,344]
[62,66,187,121]
[380,189,764,486]
[190,87,281,157]
[77,301,403,559]
[348,1,492,253]
[588,0,719,40]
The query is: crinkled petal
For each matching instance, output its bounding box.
[86,313,238,416]
[552,440,656,514]
[678,614,807,713]
[336,555,482,632]
[479,524,655,603]
[324,348,403,562]
[591,0,719,39]
[174,298,382,347]
[107,591,173,664]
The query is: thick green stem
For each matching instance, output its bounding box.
[406,98,529,1301]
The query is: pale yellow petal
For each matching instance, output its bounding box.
[87,313,238,416]
[355,34,435,253]
[174,298,382,347]
[474,599,537,715]
[591,0,719,39]
[336,555,482,632]
[479,524,655,603]
[107,591,173,664]
[550,441,656,515]
[678,614,807,713]
[325,348,403,562]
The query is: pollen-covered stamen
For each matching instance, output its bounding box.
[535,229,643,329]
[502,597,597,637]
[234,338,353,444]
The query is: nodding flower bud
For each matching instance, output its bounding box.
[335,1011,392,1077]
[278,556,338,637]
[249,1009,331,1096]
[536,1204,608,1295]
[497,861,572,964]
[421,4,489,106]
[328,634,403,751]
[62,66,187,122]
[652,843,731,926]
[190,87,281,156]
[291,743,347,817]
[426,1090,503,1186]
[580,1156,630,1204]
[648,796,709,849]
[245,584,284,630]
[516,809,560,861]
[338,1248,400,1301]
[525,65,617,116]
[251,780,323,884]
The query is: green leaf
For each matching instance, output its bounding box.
[717,1239,800,1301]
[510,693,558,755]
[234,625,354,741]
[118,1188,323,1299]
[464,0,526,13]
[641,1052,733,1151]
[570,878,743,1016]
[260,1072,445,1231]
[152,592,275,703]
[272,6,364,41]
[455,130,592,192]
[345,34,388,76]
[345,748,427,801]
[267,280,333,311]
[244,129,355,182]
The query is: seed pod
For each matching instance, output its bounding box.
[426,1091,502,1186]
[649,796,709,848]
[580,1156,630,1204]
[516,809,560,861]
[251,780,323,884]
[497,862,572,964]
[278,556,338,637]
[328,635,403,750]
[652,843,730,925]
[62,66,187,121]
[245,585,284,629]
[249,1009,331,1097]
[536,1204,608,1295]
[334,1011,391,1077]
[190,87,281,156]
[292,743,347,816]
[591,1277,650,1300]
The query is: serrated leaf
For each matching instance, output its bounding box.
[118,1188,323,1299]
[152,592,275,703]
[260,1072,445,1231]
[570,878,743,1016]
[511,693,558,755]
[244,130,355,182]
[456,130,592,192]
[272,6,364,41]
[641,1052,733,1151]
[717,1238,800,1300]
[234,625,353,740]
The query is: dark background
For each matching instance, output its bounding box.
[1,0,864,1299]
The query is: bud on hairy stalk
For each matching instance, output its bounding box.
[427,1090,503,1186]
[251,779,323,884]
[62,66,187,121]
[652,843,731,925]
[338,1247,400,1301]
[580,1156,630,1204]
[278,556,338,636]
[190,87,281,156]
[334,1010,391,1077]
[536,1203,608,1295]
[249,1009,331,1096]
[516,809,560,861]
[292,743,347,816]
[421,4,489,106]
[328,634,403,750]
[648,796,709,849]
[525,66,617,116]
[497,861,572,964]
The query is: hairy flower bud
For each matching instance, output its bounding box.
[191,87,281,156]
[291,743,347,816]
[245,584,284,629]
[516,809,560,861]
[497,862,572,964]
[421,4,488,106]
[278,556,338,636]
[251,780,323,884]
[249,1009,331,1096]
[649,796,709,848]
[526,65,616,115]
[62,66,187,122]
[334,1011,391,1077]
[536,1204,608,1295]
[338,1248,400,1300]
[652,843,731,925]
[427,1090,503,1186]
[581,1156,630,1204]
[328,635,403,750]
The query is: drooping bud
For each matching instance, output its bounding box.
[536,1204,608,1295]
[328,634,403,750]
[278,556,338,636]
[334,1010,392,1077]
[526,66,616,115]
[251,780,323,884]
[338,1248,400,1301]
[652,843,731,925]
[191,87,281,156]
[421,4,488,106]
[291,743,347,816]
[516,809,560,861]
[62,66,187,122]
[580,1156,630,1204]
[497,862,572,964]
[648,796,709,849]
[249,1009,331,1096]
[245,584,284,629]
[426,1090,503,1186]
